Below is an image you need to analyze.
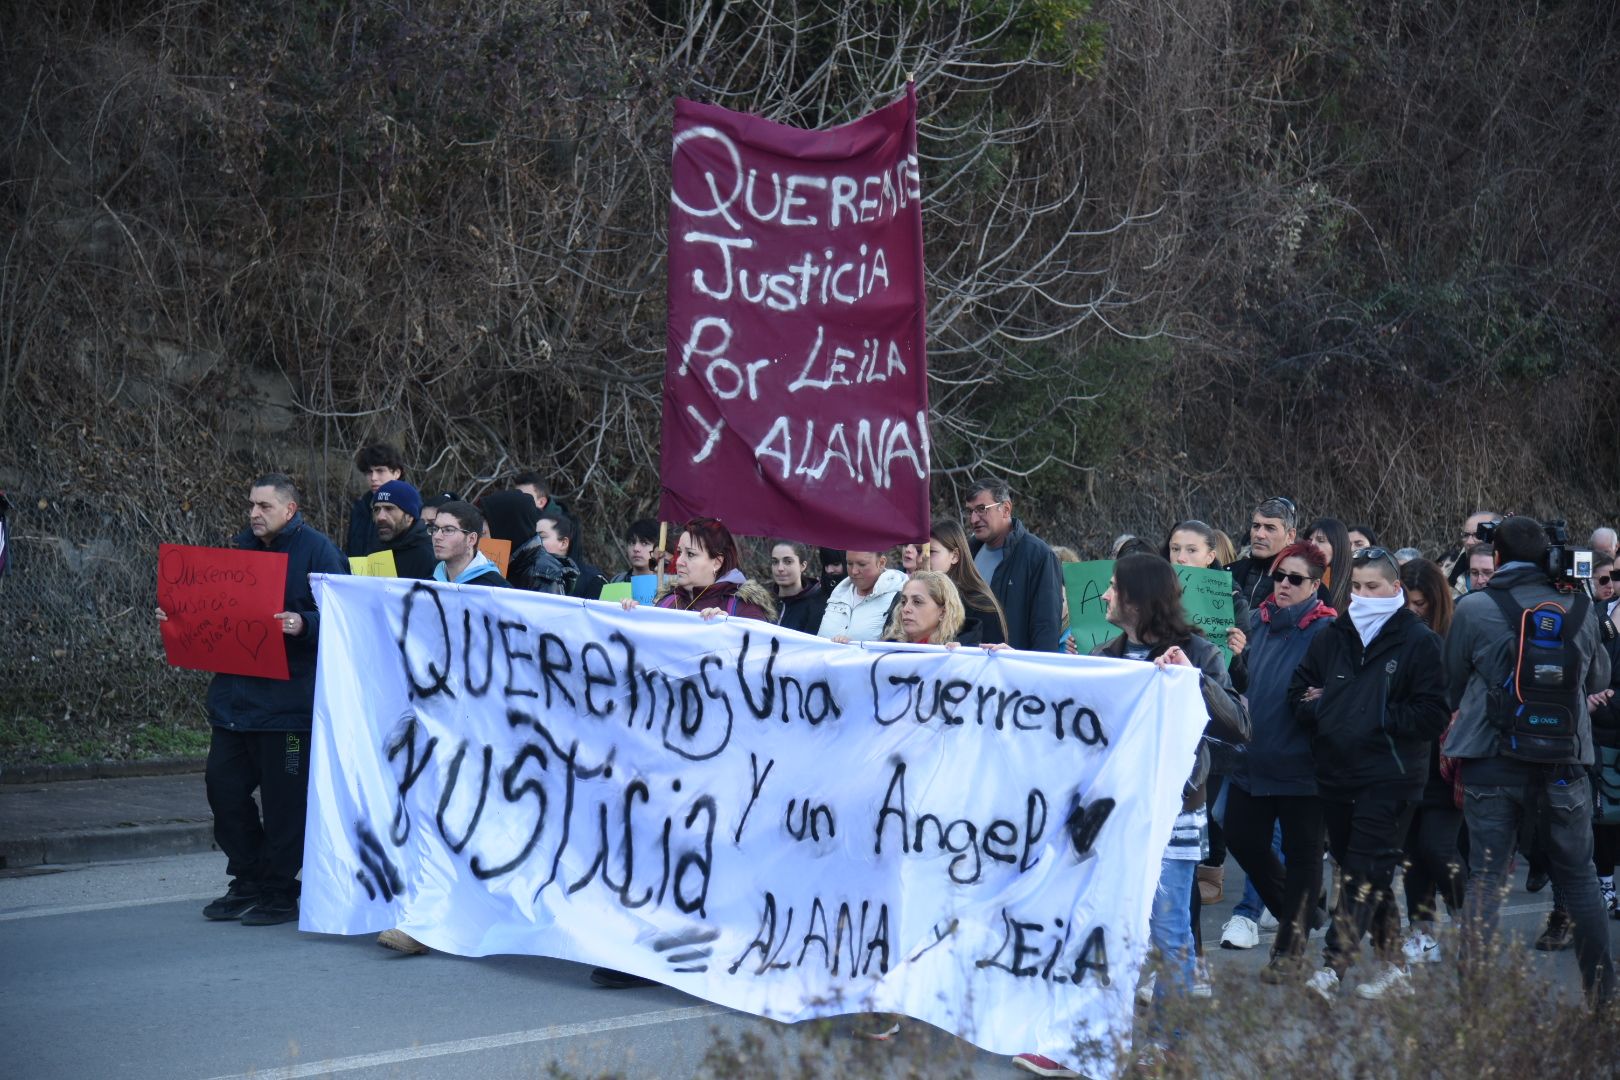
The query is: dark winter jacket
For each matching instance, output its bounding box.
[205,513,347,732]
[1227,554,1275,616]
[507,536,575,594]
[1443,563,1610,766]
[344,491,379,558]
[774,578,831,636]
[955,614,987,647]
[657,570,776,623]
[571,561,608,601]
[1289,607,1449,796]
[383,519,437,580]
[968,517,1063,652]
[1094,632,1251,811]
[1228,594,1337,796]
[1592,627,1620,751]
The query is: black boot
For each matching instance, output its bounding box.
[1533,909,1573,951]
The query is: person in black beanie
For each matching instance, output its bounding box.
[370,480,435,580]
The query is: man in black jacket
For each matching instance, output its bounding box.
[1289,546,1449,1001]
[158,474,347,925]
[1444,516,1614,1004]
[370,480,436,580]
[963,477,1063,651]
[1226,496,1298,617]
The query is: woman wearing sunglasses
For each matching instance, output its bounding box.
[1224,540,1337,981]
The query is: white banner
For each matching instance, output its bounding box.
[303,576,1206,1076]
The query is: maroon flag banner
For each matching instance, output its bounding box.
[661,89,929,550]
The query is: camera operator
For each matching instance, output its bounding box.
[1444,516,1614,1003]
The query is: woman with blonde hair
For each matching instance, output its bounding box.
[882,570,969,645]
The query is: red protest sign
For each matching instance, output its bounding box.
[661,87,930,550]
[157,544,290,680]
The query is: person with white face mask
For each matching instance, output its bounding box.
[1288,547,1450,1003]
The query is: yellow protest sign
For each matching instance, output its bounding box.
[348,550,398,577]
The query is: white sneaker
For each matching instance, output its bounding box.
[1221,914,1260,949]
[1258,908,1280,931]
[1355,961,1414,1000]
[1136,970,1156,1005]
[1305,966,1340,1002]
[1401,931,1441,964]
[1192,959,1214,998]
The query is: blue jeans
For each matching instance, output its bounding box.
[1462,775,1615,1002]
[1214,781,1281,921]
[1151,856,1199,1003]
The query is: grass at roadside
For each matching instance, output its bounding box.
[659,926,1620,1080]
[0,711,211,767]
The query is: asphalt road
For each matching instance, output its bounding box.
[0,852,1571,1080]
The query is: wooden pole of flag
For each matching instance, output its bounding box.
[657,521,668,595]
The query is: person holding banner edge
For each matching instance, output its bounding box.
[818,550,906,641]
[601,516,774,989]
[1013,553,1249,1078]
[156,473,346,926]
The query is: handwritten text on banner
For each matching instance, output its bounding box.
[660,90,930,549]
[301,577,1205,1077]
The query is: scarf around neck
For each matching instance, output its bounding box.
[1349,590,1404,647]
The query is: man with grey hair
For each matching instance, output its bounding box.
[963,477,1063,651]
[1590,527,1618,562]
[1226,496,1299,614]
[1444,509,1502,595]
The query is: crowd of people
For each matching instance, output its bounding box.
[155,443,1620,1077]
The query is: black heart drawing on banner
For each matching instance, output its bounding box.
[236,619,269,659]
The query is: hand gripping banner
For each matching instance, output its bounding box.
[660,89,930,550]
[302,576,1206,1077]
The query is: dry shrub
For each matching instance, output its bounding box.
[1,0,1616,748]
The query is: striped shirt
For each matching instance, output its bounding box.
[1121,640,1208,861]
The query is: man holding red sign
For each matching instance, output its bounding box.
[157,473,345,926]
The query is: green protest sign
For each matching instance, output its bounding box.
[1173,564,1236,663]
[1062,560,1237,662]
[1063,561,1118,654]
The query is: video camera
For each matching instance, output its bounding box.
[1475,517,1593,585]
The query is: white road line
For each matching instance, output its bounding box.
[196,1006,728,1080]
[0,893,217,921]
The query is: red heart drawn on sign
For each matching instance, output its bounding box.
[236,618,269,659]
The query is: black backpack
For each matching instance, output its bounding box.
[1485,589,1591,765]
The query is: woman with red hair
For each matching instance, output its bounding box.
[1224,540,1337,982]
[594,517,772,991]
[652,517,775,621]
